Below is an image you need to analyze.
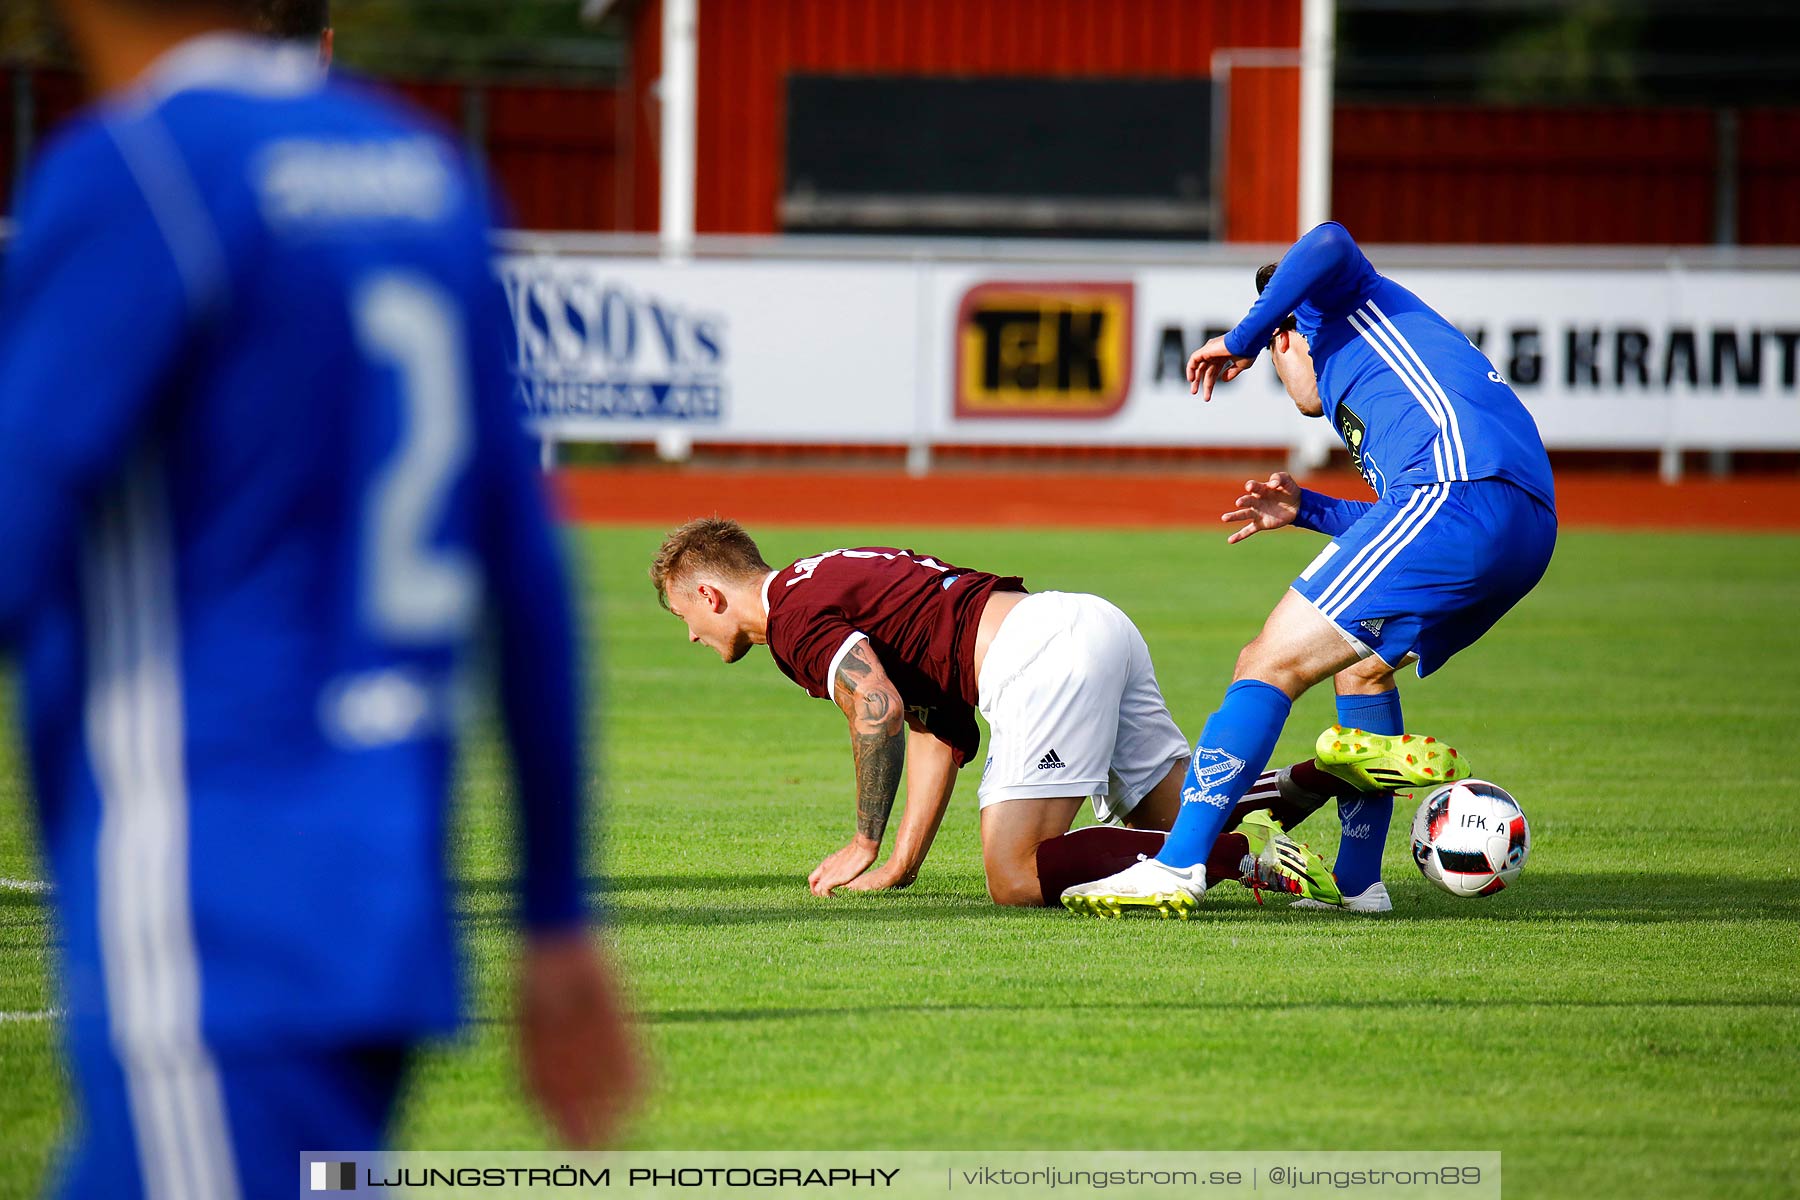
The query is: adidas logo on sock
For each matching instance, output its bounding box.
[1037,749,1066,770]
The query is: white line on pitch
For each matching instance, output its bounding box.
[0,1010,59,1023]
[0,879,50,894]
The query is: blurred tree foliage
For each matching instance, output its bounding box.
[331,0,623,81]
[1,3,60,64]
[1337,0,1800,105]
[1476,1,1649,103]
[1,0,625,80]
[5,2,1795,100]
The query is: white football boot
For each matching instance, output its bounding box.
[1061,855,1206,919]
[1291,880,1393,914]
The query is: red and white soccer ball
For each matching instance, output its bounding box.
[1410,780,1530,897]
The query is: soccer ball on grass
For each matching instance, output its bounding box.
[1410,780,1530,897]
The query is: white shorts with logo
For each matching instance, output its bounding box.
[975,591,1189,823]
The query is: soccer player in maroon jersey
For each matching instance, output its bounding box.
[650,518,1379,907]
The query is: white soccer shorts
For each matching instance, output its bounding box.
[975,591,1188,822]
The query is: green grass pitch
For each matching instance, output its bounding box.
[1,525,1797,1199]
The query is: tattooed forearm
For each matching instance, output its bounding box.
[851,721,905,841]
[833,641,905,843]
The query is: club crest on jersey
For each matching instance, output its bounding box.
[1180,748,1244,809]
[1337,402,1384,492]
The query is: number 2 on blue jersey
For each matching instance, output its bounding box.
[353,271,480,644]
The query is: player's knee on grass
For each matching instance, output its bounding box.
[984,836,1051,905]
[987,878,1040,907]
[984,856,1044,907]
[979,795,1089,905]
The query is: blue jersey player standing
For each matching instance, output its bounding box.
[1064,221,1556,918]
[0,0,640,1194]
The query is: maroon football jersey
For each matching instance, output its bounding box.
[763,548,1025,767]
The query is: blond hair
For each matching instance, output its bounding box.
[649,517,773,610]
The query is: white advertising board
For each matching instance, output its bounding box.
[497,246,1800,458]
[497,255,924,442]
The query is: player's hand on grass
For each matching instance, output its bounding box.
[520,929,644,1148]
[808,835,881,897]
[1187,335,1257,402]
[841,858,919,893]
[1222,472,1303,544]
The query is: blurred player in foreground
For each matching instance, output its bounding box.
[650,519,1456,908]
[0,0,639,1192]
[1066,222,1554,918]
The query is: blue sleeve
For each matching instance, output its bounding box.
[468,254,590,932]
[1225,222,1372,358]
[1294,489,1373,537]
[0,124,197,634]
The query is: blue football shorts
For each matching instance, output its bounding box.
[53,1028,409,1200]
[1290,478,1557,676]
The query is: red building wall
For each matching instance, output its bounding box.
[9,59,1798,247]
[1740,108,1800,247]
[388,81,624,232]
[1221,63,1301,243]
[2,71,625,234]
[1330,104,1800,245]
[625,0,1303,236]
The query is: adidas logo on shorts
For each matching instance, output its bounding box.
[1037,749,1066,770]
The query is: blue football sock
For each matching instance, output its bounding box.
[1332,689,1403,896]
[1156,680,1292,869]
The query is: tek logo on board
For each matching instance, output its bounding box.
[954,281,1133,418]
[499,264,728,426]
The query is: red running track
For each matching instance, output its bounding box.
[555,467,1800,532]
